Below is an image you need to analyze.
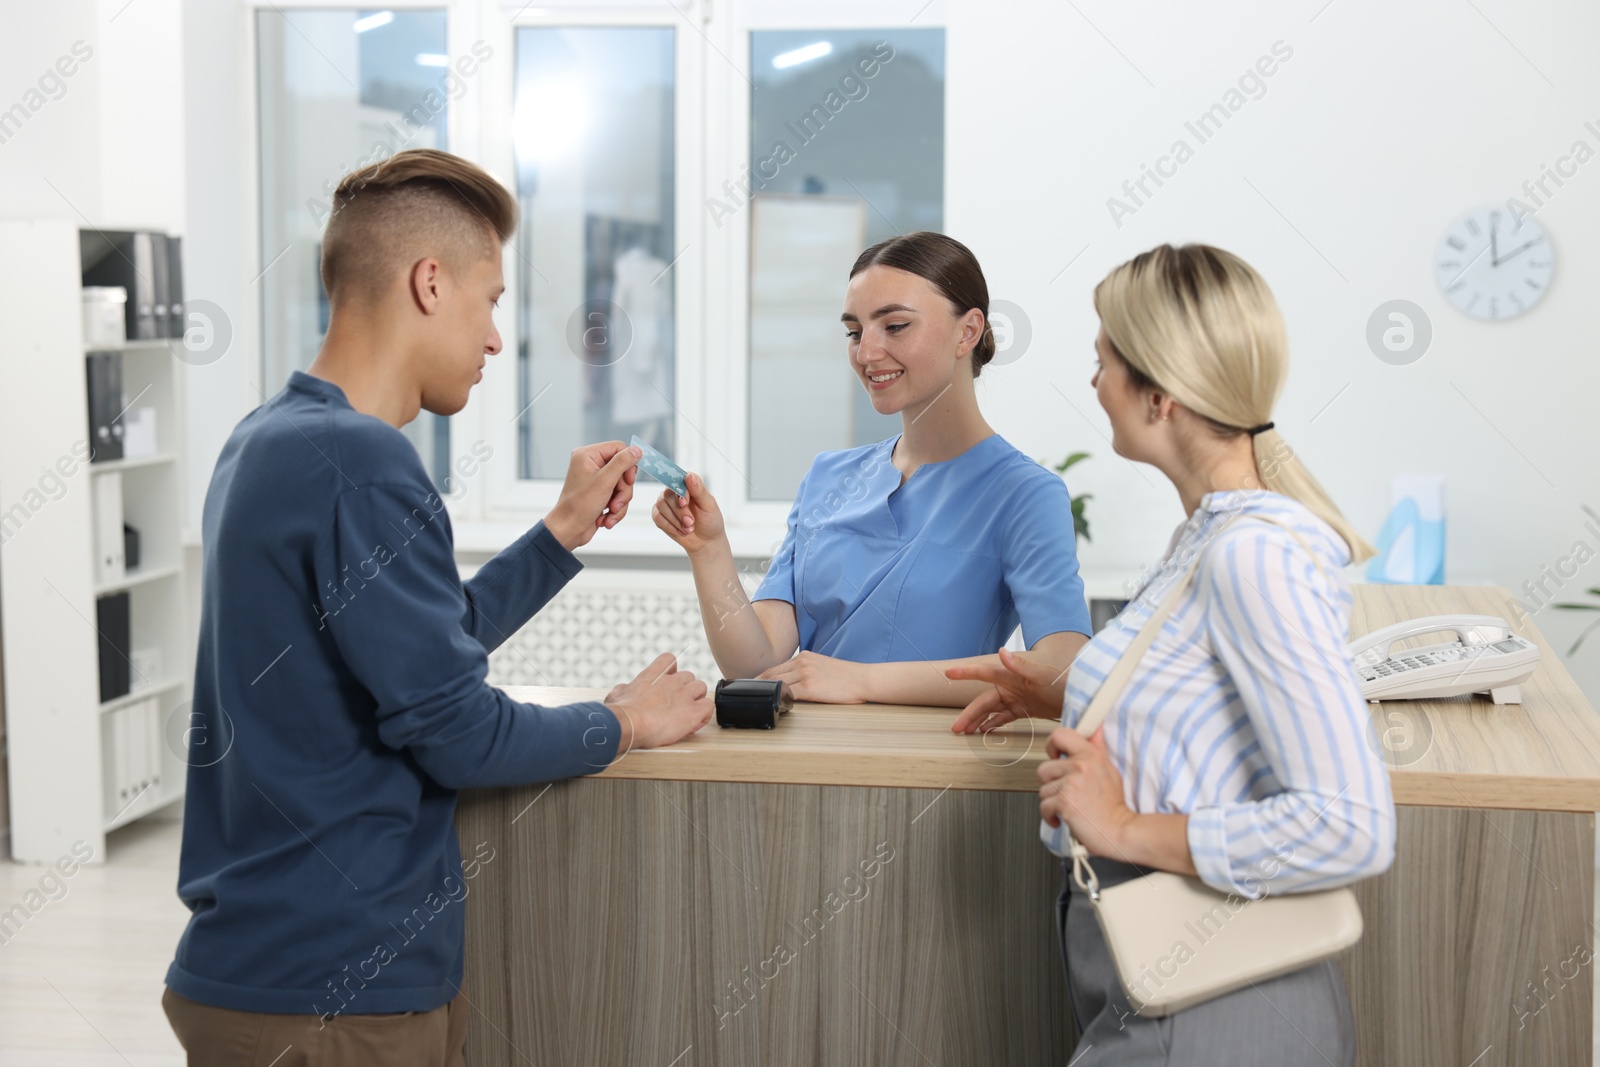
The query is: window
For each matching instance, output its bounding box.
[745,28,945,501]
[250,2,946,542]
[511,26,677,482]
[256,7,453,488]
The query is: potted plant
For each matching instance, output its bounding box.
[1052,451,1093,543]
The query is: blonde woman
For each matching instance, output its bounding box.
[949,244,1395,1064]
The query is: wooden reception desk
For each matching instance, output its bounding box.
[457,585,1600,1066]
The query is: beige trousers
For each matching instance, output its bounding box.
[162,986,469,1067]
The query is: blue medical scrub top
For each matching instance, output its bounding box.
[753,433,1092,662]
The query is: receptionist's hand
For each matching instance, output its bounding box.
[757,651,869,704]
[651,472,727,557]
[946,648,1068,734]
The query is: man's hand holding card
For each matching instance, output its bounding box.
[544,440,642,551]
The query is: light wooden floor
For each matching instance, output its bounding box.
[0,813,190,1066]
[2,813,1598,1065]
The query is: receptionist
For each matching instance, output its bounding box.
[652,231,1092,705]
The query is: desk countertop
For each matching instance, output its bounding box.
[499,586,1600,812]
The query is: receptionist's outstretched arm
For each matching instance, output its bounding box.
[652,473,802,678]
[757,630,1088,707]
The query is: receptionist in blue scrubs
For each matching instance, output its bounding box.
[651,232,1092,705]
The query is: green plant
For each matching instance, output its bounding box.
[1554,586,1600,657]
[1050,451,1093,543]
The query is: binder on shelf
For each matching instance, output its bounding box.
[93,472,125,585]
[151,719,164,793]
[85,351,125,462]
[111,706,130,812]
[123,522,141,571]
[146,698,163,793]
[129,699,153,798]
[166,235,184,340]
[121,705,137,806]
[96,591,131,703]
[100,713,119,821]
[149,233,170,339]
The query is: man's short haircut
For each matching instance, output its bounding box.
[320,148,518,309]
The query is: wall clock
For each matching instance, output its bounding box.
[1435,207,1554,321]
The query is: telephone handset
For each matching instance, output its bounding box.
[1347,614,1540,704]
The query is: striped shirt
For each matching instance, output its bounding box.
[1041,489,1396,899]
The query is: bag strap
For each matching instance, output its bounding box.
[1074,512,1327,738]
[1066,511,1330,894]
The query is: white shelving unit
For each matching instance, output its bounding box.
[0,219,194,864]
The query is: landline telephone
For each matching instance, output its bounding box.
[1347,614,1540,704]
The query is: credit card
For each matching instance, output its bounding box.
[630,435,688,498]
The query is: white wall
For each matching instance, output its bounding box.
[947,0,1600,696]
[0,3,102,224]
[179,0,258,539]
[0,0,184,232]
[96,0,186,230]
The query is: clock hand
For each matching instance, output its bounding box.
[1494,237,1543,265]
[1490,223,1499,267]
[1445,243,1491,288]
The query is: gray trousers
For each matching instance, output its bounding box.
[1056,858,1356,1066]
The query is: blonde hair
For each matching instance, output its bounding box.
[321,148,517,309]
[1094,243,1375,563]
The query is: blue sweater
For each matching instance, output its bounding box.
[165,370,620,1016]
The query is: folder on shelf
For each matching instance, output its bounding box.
[96,591,131,703]
[123,522,141,571]
[109,701,153,820]
[148,234,170,340]
[105,699,162,820]
[166,235,184,340]
[145,698,163,794]
[112,706,130,812]
[93,471,125,585]
[85,351,125,462]
[100,711,120,820]
[129,698,151,799]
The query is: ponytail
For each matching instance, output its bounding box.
[1095,244,1375,563]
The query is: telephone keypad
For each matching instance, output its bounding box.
[1357,643,1474,682]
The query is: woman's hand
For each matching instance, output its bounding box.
[757,651,870,704]
[1038,725,1136,860]
[651,472,727,558]
[946,648,1069,734]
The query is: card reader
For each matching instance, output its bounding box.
[714,679,793,729]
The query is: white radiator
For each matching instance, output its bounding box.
[484,567,723,690]
[476,565,1080,690]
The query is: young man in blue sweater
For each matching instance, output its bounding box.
[161,149,713,1065]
